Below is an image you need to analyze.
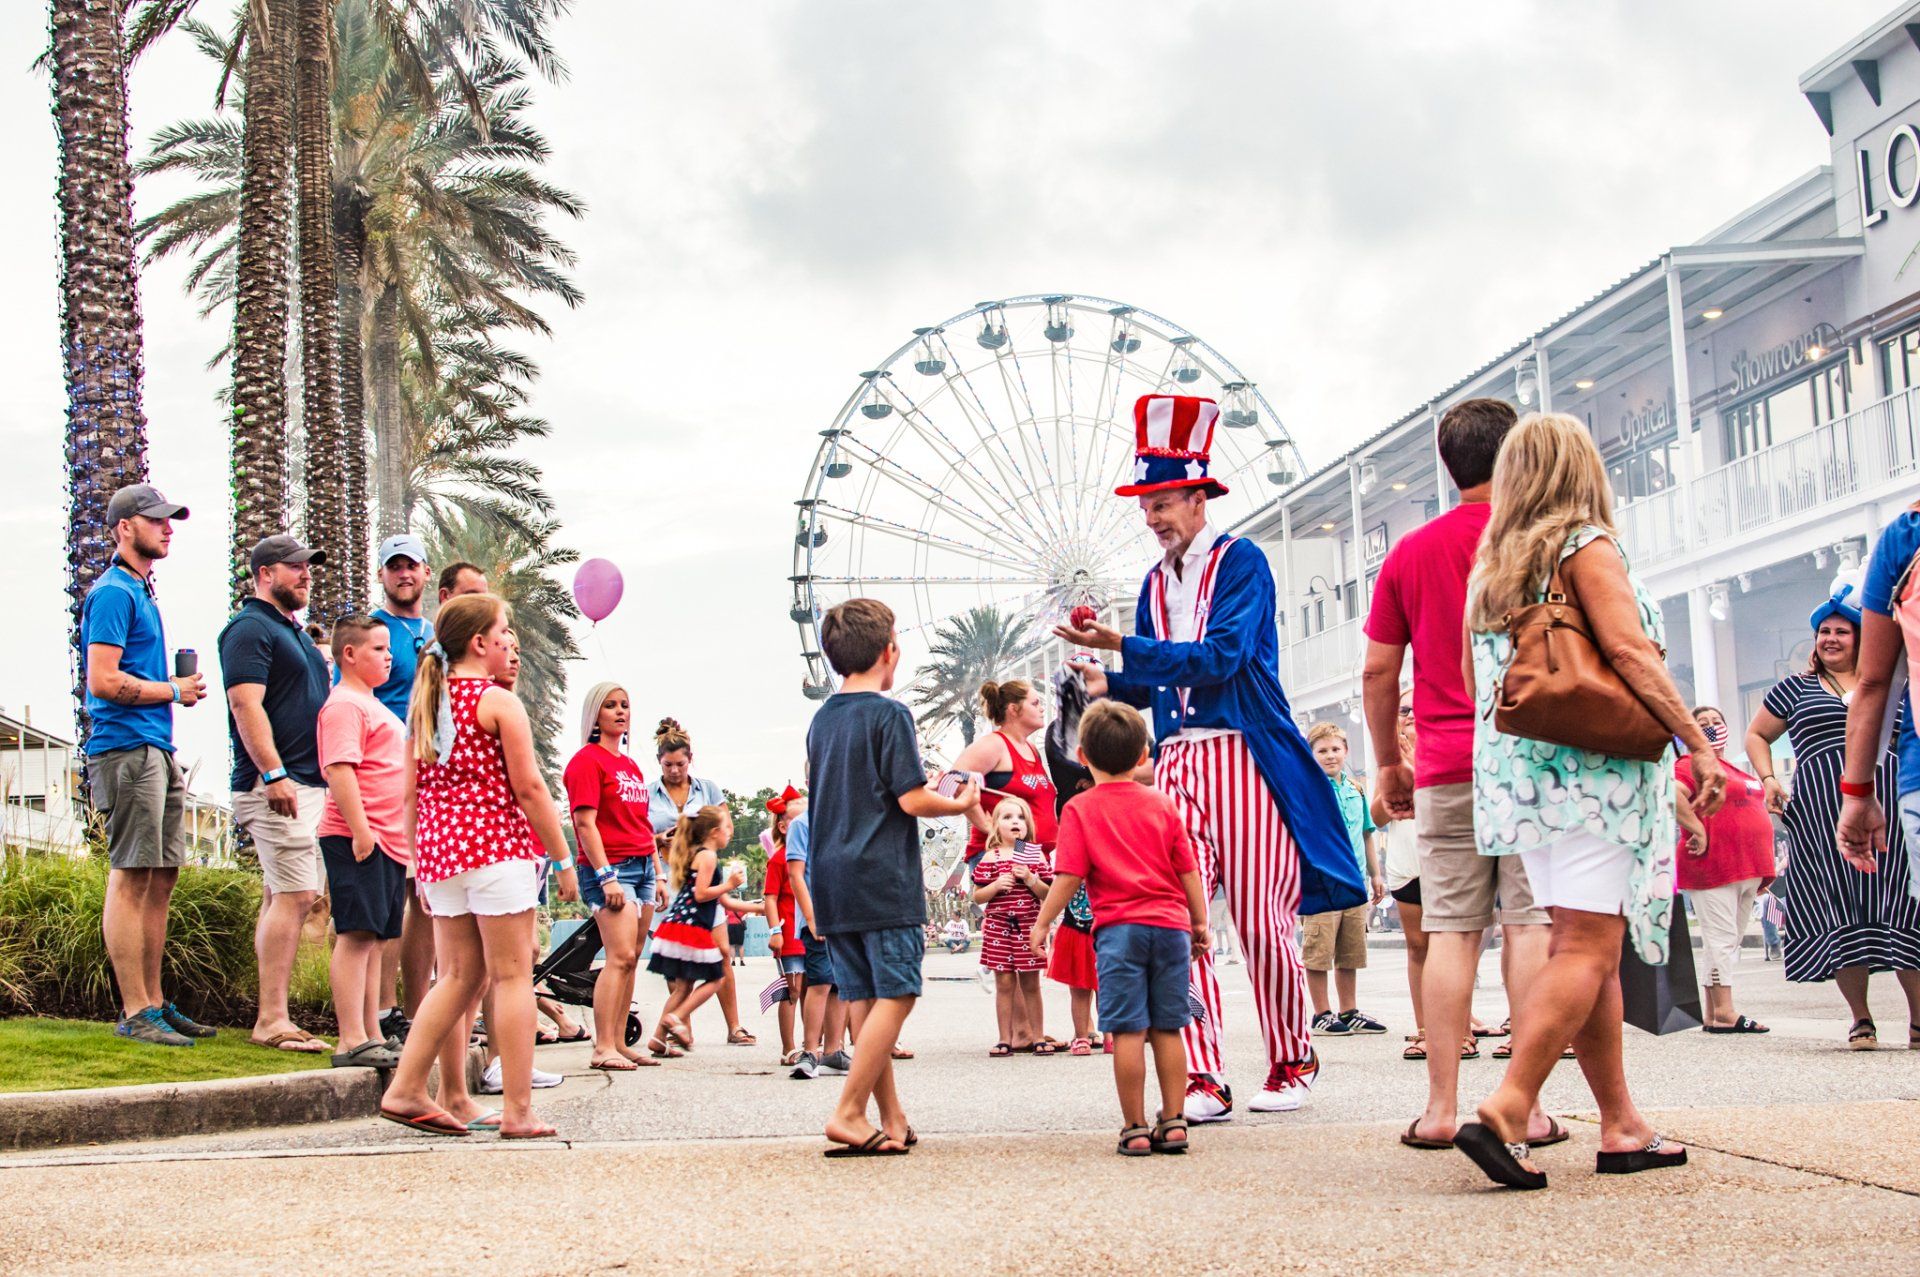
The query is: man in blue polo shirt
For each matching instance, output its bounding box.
[221,533,332,1053]
[82,483,212,1047]
[362,532,435,1039]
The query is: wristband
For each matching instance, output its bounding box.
[595,865,618,884]
[171,682,182,704]
[1839,778,1874,799]
[261,767,289,785]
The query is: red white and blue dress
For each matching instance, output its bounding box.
[648,858,725,985]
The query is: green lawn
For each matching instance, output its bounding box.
[0,1018,332,1094]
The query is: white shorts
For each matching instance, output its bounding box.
[420,859,540,918]
[1519,830,1633,918]
[1689,879,1760,985]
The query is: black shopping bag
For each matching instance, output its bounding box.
[1618,905,1703,1035]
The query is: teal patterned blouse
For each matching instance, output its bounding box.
[1469,526,1676,965]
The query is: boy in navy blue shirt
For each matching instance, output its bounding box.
[807,598,978,1156]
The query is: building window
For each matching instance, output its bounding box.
[1723,343,1863,462]
[1882,326,1920,394]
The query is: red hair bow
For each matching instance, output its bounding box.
[765,784,801,816]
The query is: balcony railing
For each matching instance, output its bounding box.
[1286,616,1364,693]
[1616,384,1920,568]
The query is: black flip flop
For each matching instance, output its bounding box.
[1399,1119,1452,1150]
[1701,1016,1769,1034]
[1596,1135,1686,1175]
[825,1130,910,1158]
[1454,1122,1547,1190]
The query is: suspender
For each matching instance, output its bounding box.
[1149,536,1233,716]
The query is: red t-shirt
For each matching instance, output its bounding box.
[315,684,412,866]
[562,745,654,863]
[1053,782,1197,931]
[1363,501,1491,789]
[1674,755,1778,890]
[761,848,806,955]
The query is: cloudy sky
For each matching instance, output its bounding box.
[0,0,1892,795]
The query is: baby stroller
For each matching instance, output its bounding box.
[532,920,644,1047]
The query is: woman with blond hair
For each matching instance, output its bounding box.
[379,594,580,1139]
[1453,413,1725,1190]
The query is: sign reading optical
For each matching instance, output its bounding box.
[1857,122,1920,227]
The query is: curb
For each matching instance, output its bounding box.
[0,1066,385,1153]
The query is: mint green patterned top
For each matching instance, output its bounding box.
[1469,526,1676,965]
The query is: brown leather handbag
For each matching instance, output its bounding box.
[1492,563,1672,762]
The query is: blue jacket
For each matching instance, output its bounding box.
[1105,537,1366,917]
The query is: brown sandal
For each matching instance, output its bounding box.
[1403,1032,1428,1061]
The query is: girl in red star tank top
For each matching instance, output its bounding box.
[378,594,579,1142]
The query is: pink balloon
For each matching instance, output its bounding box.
[573,558,624,623]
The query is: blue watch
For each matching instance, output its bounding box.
[261,767,289,785]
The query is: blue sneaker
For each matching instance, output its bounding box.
[160,1002,217,1039]
[117,1007,193,1047]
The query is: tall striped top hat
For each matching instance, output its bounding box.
[1114,394,1229,498]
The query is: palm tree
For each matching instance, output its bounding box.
[909,607,1041,747]
[139,0,582,552]
[422,510,580,774]
[294,0,347,619]
[50,0,151,730]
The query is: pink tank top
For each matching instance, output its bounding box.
[413,678,539,884]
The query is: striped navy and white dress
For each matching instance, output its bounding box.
[1764,672,1920,981]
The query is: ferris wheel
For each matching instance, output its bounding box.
[789,294,1306,702]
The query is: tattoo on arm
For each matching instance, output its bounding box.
[111,678,145,705]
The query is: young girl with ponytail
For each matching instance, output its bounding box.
[378,594,580,1140]
[645,804,749,1056]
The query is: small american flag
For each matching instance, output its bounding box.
[1187,988,1208,1024]
[759,976,791,1015]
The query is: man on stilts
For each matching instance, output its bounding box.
[1057,393,1364,1120]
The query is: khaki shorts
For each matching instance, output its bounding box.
[1300,905,1369,971]
[88,746,187,870]
[1415,783,1548,931]
[232,782,327,895]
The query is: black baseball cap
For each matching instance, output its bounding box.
[250,534,328,574]
[105,483,190,526]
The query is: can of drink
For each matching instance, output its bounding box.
[174,648,198,678]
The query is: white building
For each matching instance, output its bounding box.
[1241,3,1920,771]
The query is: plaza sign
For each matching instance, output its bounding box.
[1727,322,1841,396]
[1857,120,1920,229]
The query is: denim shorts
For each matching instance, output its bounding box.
[802,932,835,989]
[779,952,806,976]
[580,855,656,912]
[1094,923,1193,1034]
[824,925,923,1002]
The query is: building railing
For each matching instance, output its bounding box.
[1619,384,1920,566]
[1286,616,1364,694]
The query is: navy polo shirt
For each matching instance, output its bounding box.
[218,598,331,790]
[79,563,174,756]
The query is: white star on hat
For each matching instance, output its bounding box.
[1134,459,1149,483]
[1185,459,1204,480]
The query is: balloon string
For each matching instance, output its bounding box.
[594,626,611,667]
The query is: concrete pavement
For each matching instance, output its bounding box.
[2,947,1915,1273]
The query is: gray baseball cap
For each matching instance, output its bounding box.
[106,483,190,526]
[377,533,429,566]
[249,534,328,574]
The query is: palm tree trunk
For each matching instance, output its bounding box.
[295,0,345,620]
[335,187,370,606]
[369,281,407,537]
[50,0,148,735]
[229,0,295,609]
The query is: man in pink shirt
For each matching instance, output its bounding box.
[1362,399,1553,1150]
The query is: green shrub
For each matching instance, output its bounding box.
[0,851,328,1028]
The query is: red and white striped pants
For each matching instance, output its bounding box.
[1157,732,1309,1077]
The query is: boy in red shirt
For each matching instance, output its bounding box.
[1032,701,1208,1156]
